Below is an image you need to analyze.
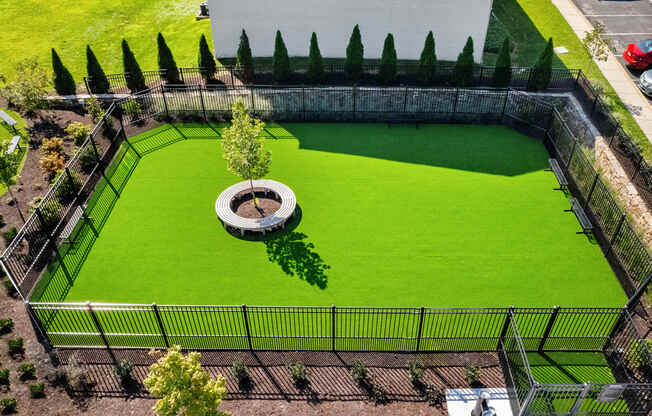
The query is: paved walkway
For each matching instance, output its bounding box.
[552,0,652,143]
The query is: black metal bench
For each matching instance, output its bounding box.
[548,158,568,191]
[565,197,593,234]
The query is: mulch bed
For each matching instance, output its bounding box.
[233,190,281,219]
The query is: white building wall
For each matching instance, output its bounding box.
[207,0,493,63]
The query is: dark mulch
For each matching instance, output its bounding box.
[233,190,281,219]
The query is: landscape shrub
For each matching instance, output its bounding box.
[0,215,5,228]
[51,48,76,96]
[344,25,364,82]
[114,360,134,386]
[408,360,425,385]
[0,58,50,113]
[122,39,146,93]
[232,359,252,390]
[237,30,255,83]
[64,353,95,393]
[18,363,36,381]
[454,37,474,87]
[2,228,17,245]
[39,137,65,156]
[418,31,437,85]
[273,31,291,83]
[531,38,553,91]
[307,32,325,84]
[379,34,397,85]
[44,368,68,388]
[86,45,110,95]
[7,338,23,357]
[54,170,82,205]
[492,38,512,88]
[350,360,368,384]
[39,153,65,178]
[79,145,101,174]
[37,200,63,231]
[122,100,142,120]
[64,122,91,146]
[0,369,9,385]
[287,361,309,389]
[464,364,481,386]
[198,34,217,82]
[0,318,14,334]
[85,95,105,123]
[2,280,16,297]
[0,397,16,414]
[157,33,180,84]
[29,383,45,398]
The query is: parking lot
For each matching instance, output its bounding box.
[571,0,652,100]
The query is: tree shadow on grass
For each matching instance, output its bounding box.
[264,231,330,290]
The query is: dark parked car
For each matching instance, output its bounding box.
[623,39,652,70]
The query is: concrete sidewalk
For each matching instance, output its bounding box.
[552,0,652,143]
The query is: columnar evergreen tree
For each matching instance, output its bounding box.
[492,38,512,87]
[379,34,397,85]
[532,38,554,90]
[51,49,76,96]
[157,33,180,84]
[198,34,217,83]
[237,29,255,83]
[344,25,364,82]
[307,32,325,84]
[86,45,110,94]
[121,39,146,93]
[273,31,291,83]
[418,31,437,85]
[454,37,474,87]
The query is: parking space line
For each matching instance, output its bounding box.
[604,33,652,36]
[584,14,652,17]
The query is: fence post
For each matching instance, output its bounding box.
[152,303,169,348]
[180,69,185,84]
[161,86,169,117]
[89,134,101,163]
[606,214,627,256]
[25,302,52,351]
[198,87,207,121]
[87,302,117,364]
[415,306,425,352]
[479,66,484,86]
[569,383,592,416]
[631,154,642,181]
[302,86,307,121]
[501,90,510,119]
[500,306,514,341]
[242,304,253,351]
[518,382,539,416]
[625,273,652,312]
[584,173,600,210]
[230,68,235,87]
[567,140,577,167]
[249,88,255,116]
[352,87,357,121]
[84,77,91,95]
[0,257,25,300]
[331,305,336,352]
[538,306,560,351]
[403,87,409,114]
[591,95,599,116]
[452,88,460,122]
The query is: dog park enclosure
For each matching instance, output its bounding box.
[207,0,492,61]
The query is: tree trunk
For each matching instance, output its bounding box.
[249,179,258,209]
[6,188,25,224]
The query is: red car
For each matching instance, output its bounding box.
[623,39,652,70]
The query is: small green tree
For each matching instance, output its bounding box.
[51,49,76,96]
[0,58,50,113]
[0,141,25,223]
[221,99,271,209]
[198,34,217,83]
[454,37,474,87]
[531,38,554,91]
[158,33,180,84]
[121,39,146,93]
[379,34,397,85]
[237,30,255,84]
[492,38,512,87]
[143,346,229,416]
[582,22,612,62]
[273,31,291,83]
[86,45,110,94]
[344,25,364,82]
[307,32,325,84]
[418,31,437,85]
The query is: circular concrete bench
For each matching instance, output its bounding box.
[215,179,297,236]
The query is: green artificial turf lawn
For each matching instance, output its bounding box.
[34,123,626,307]
[0,0,212,80]
[0,108,29,196]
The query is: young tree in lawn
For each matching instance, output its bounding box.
[344,25,364,82]
[121,39,146,93]
[198,34,217,83]
[379,34,397,85]
[237,30,255,83]
[418,31,437,85]
[273,31,291,83]
[0,141,25,223]
[86,45,110,94]
[221,99,271,210]
[307,32,325,84]
[51,49,76,96]
[454,37,474,87]
[157,33,181,84]
[532,38,554,90]
[144,346,229,416]
[492,38,512,87]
